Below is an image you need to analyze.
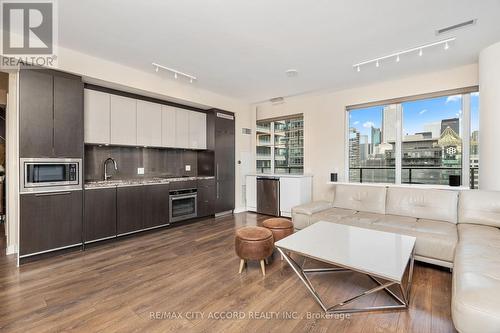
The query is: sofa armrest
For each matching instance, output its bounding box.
[292,201,334,216]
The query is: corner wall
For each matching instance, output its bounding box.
[254,64,479,201]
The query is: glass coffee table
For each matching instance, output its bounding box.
[275,221,416,314]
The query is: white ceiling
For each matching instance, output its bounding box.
[59,0,500,102]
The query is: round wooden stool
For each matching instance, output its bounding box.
[262,218,294,243]
[235,226,274,276]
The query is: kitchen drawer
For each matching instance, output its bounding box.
[169,180,197,190]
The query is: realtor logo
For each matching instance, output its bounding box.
[1,0,57,67]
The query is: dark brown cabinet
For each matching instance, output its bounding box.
[20,190,83,256]
[197,179,215,217]
[53,74,84,157]
[19,69,83,158]
[143,184,170,229]
[207,110,235,213]
[117,186,144,235]
[84,188,117,242]
[19,70,54,157]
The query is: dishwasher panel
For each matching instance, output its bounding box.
[256,177,280,216]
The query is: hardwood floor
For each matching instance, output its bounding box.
[0,213,457,332]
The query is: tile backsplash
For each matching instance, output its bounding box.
[84,145,199,182]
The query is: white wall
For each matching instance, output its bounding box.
[254,64,479,201]
[479,42,500,190]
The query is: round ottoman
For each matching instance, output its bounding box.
[235,226,274,276]
[262,218,294,242]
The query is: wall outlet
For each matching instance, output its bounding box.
[185,165,191,172]
[137,167,145,175]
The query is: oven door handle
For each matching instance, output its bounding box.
[170,194,197,200]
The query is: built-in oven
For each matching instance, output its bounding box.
[169,188,197,223]
[20,158,82,193]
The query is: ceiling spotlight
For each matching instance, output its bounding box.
[444,42,449,50]
[285,69,299,78]
[190,78,193,83]
[419,49,423,56]
[396,54,400,62]
[375,60,380,67]
[152,62,197,82]
[155,66,159,73]
[357,65,361,72]
[174,73,178,79]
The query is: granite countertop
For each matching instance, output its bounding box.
[85,176,215,189]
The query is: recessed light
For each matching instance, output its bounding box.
[285,69,299,78]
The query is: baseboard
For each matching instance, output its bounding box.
[6,244,17,255]
[233,207,247,214]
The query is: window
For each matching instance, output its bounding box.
[257,116,303,174]
[348,105,397,183]
[346,89,479,188]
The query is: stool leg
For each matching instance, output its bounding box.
[265,257,269,265]
[260,259,266,276]
[238,259,245,274]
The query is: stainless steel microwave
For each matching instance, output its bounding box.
[20,158,82,193]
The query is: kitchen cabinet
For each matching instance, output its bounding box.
[117,185,144,234]
[84,89,110,144]
[212,111,235,213]
[20,69,83,158]
[20,190,83,256]
[137,100,162,147]
[84,89,207,150]
[197,179,215,217]
[161,105,176,147]
[175,108,190,148]
[53,75,84,157]
[189,111,207,149]
[84,188,117,242]
[110,95,137,146]
[143,184,170,228]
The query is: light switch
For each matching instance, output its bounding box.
[137,167,145,175]
[185,165,191,172]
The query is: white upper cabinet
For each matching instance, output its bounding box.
[84,89,110,144]
[110,95,137,146]
[188,111,207,149]
[161,105,176,147]
[84,90,208,150]
[137,100,162,147]
[175,108,190,149]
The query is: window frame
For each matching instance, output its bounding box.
[344,86,479,187]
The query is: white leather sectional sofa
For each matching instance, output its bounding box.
[291,184,500,333]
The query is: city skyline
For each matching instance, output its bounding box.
[349,93,479,143]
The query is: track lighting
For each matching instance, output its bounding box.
[353,37,455,72]
[152,62,197,83]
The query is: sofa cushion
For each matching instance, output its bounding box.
[459,190,500,228]
[333,184,386,214]
[292,200,334,216]
[452,224,500,333]
[386,187,458,224]
[333,215,456,263]
[292,206,355,230]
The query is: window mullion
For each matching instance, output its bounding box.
[462,94,471,188]
[395,104,402,184]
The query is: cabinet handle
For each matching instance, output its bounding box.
[216,164,219,180]
[216,182,219,199]
[35,191,71,197]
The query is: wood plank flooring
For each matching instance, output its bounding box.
[0,213,457,332]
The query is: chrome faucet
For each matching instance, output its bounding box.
[104,157,118,181]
